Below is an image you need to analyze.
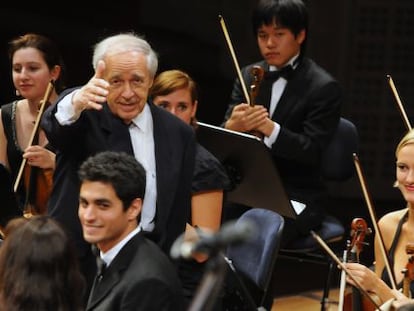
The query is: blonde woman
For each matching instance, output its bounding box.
[346,129,414,306]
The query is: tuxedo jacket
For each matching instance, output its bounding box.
[223,57,342,216]
[41,89,195,258]
[87,232,185,311]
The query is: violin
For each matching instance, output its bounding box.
[339,218,378,311]
[402,243,414,297]
[311,231,382,310]
[249,65,265,139]
[349,218,371,262]
[22,145,53,217]
[249,65,264,107]
[14,81,54,217]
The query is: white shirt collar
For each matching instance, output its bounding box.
[101,226,141,266]
[269,53,300,72]
[130,103,151,132]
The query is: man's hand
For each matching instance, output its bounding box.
[72,60,110,114]
[225,103,269,133]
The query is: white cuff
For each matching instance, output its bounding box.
[55,90,81,125]
[263,121,280,148]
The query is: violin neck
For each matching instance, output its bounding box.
[351,286,363,311]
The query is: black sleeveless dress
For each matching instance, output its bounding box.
[0,101,23,222]
[1,101,23,184]
[381,210,414,295]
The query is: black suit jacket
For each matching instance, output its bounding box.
[87,232,185,311]
[41,89,195,258]
[223,57,342,225]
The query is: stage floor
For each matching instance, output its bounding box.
[272,288,340,311]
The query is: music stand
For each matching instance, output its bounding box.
[196,122,296,219]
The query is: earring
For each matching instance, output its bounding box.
[15,89,20,96]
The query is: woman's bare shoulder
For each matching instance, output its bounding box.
[378,208,407,235]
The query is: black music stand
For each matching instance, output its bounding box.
[196,122,296,219]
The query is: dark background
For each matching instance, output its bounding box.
[1,0,413,294]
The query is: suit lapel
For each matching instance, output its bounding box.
[100,104,134,154]
[271,79,297,121]
[86,233,144,310]
[270,59,307,122]
[87,268,121,310]
[150,104,176,229]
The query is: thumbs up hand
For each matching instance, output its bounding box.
[72,60,110,114]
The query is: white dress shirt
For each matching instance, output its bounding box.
[263,54,300,148]
[128,105,157,231]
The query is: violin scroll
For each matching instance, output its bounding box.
[349,217,372,261]
[247,65,265,139]
[249,65,264,107]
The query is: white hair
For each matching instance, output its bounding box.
[92,32,158,78]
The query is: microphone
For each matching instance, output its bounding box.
[170,219,257,260]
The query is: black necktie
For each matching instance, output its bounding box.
[264,64,294,82]
[91,245,106,281]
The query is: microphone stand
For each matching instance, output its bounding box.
[173,220,256,310]
[188,251,228,311]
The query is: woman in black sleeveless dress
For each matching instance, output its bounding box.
[345,129,414,307]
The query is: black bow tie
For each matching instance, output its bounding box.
[264,65,294,82]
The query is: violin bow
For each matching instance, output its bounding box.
[219,15,251,106]
[311,231,383,310]
[387,75,412,131]
[13,81,55,193]
[352,153,397,290]
[337,241,349,310]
